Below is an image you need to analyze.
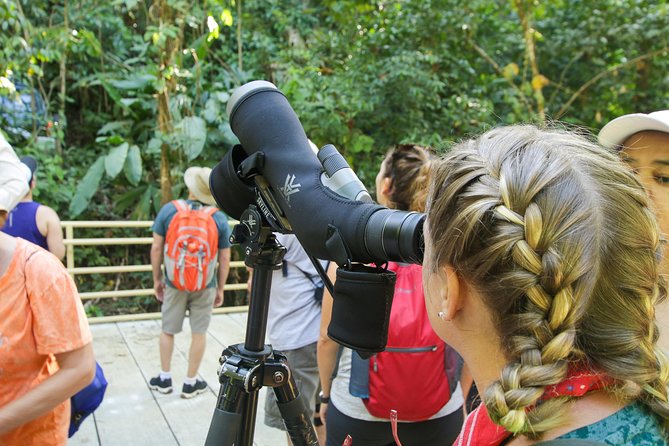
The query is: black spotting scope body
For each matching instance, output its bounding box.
[210,81,424,265]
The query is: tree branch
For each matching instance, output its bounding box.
[514,0,545,121]
[468,37,534,115]
[547,50,584,108]
[555,46,669,120]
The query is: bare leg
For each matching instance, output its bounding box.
[187,333,206,378]
[160,332,174,372]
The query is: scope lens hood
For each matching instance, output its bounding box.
[226,80,280,122]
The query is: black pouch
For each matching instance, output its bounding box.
[327,264,396,355]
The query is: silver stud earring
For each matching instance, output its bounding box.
[437,311,446,320]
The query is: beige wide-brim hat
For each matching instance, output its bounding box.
[184,166,217,206]
[598,110,669,149]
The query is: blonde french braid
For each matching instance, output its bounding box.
[425,125,669,439]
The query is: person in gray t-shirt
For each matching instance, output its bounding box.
[259,233,325,445]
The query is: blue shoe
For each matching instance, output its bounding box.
[181,379,208,399]
[149,375,173,394]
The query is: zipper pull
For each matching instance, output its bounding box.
[373,355,378,372]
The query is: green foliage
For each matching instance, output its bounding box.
[70,157,105,216]
[1,0,667,314]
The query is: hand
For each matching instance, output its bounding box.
[154,280,165,302]
[319,401,328,425]
[214,287,224,307]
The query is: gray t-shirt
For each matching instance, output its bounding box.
[266,233,324,351]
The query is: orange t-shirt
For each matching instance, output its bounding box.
[0,239,92,445]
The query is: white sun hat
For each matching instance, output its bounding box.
[184,166,217,206]
[0,132,30,213]
[598,110,669,149]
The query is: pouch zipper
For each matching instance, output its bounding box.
[373,345,438,372]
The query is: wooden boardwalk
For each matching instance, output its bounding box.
[69,313,285,446]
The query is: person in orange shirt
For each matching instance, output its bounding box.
[0,133,96,445]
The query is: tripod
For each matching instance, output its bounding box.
[205,205,319,446]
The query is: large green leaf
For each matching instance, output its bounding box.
[123,145,142,185]
[114,185,147,215]
[177,116,207,160]
[69,157,105,217]
[133,185,157,220]
[105,142,129,179]
[109,73,156,90]
[220,122,240,145]
[97,120,131,136]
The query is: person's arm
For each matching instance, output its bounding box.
[317,263,339,425]
[151,233,165,302]
[0,342,95,435]
[215,247,231,307]
[37,205,65,260]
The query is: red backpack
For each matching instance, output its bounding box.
[164,200,219,291]
[351,262,461,421]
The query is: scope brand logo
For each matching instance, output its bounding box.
[280,174,301,204]
[243,213,257,231]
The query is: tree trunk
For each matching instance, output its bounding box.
[56,0,69,155]
[237,0,243,70]
[152,0,181,205]
[515,0,546,122]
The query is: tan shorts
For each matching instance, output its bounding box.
[162,287,216,334]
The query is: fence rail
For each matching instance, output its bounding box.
[62,220,247,323]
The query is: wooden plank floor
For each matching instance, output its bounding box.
[69,313,285,446]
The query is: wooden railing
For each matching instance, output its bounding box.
[62,220,248,323]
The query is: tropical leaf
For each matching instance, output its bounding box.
[114,184,147,214]
[133,185,158,220]
[109,73,156,90]
[176,116,207,160]
[123,145,142,185]
[69,157,105,217]
[97,120,131,135]
[105,142,129,179]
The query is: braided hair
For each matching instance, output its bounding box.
[425,125,669,438]
[379,144,434,212]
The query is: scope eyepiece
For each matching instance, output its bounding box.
[318,144,373,203]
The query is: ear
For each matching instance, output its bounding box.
[380,176,393,197]
[441,265,462,321]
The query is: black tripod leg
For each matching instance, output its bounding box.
[205,405,242,446]
[204,376,245,446]
[271,356,319,446]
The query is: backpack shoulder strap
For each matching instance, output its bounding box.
[202,206,218,217]
[172,199,188,212]
[290,261,318,285]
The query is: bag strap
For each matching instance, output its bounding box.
[284,260,328,289]
[535,440,608,446]
[172,199,188,212]
[203,206,218,217]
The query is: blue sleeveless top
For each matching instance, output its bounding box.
[1,201,49,250]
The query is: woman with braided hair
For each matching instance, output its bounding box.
[422,125,669,445]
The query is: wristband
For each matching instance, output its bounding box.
[319,391,330,404]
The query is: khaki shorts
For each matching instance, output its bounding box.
[162,287,216,334]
